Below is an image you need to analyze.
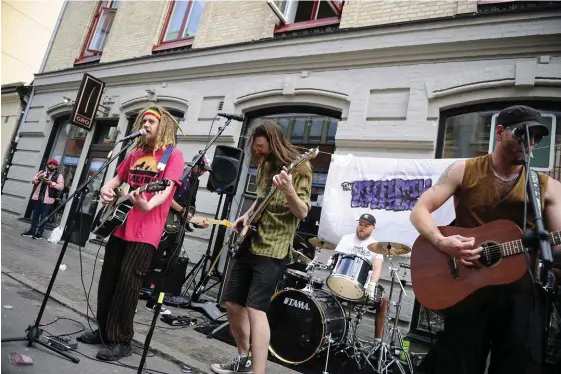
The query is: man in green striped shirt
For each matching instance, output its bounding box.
[212,120,312,374]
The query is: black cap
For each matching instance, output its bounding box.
[358,213,376,226]
[496,105,549,137]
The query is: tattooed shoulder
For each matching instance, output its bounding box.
[432,161,457,190]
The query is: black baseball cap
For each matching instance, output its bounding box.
[358,213,376,226]
[496,105,549,137]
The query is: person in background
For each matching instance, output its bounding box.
[21,158,64,239]
[144,154,212,315]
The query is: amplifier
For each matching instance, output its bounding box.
[141,257,189,297]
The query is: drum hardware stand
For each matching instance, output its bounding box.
[369,257,414,374]
[321,333,333,374]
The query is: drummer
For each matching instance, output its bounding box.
[333,213,389,341]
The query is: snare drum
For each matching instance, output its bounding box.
[268,288,346,364]
[326,254,372,300]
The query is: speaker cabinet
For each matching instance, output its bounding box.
[207,146,244,195]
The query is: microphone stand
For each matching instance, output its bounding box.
[136,118,233,374]
[1,138,138,363]
[517,126,555,364]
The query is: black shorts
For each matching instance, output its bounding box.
[222,250,287,312]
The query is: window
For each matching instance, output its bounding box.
[440,105,561,180]
[153,1,205,52]
[267,0,343,32]
[75,0,120,65]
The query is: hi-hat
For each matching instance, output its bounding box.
[368,242,411,256]
[308,237,336,250]
[291,249,311,264]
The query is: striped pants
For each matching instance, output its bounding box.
[96,236,155,344]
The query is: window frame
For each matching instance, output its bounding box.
[153,0,205,52]
[75,0,120,66]
[267,0,343,33]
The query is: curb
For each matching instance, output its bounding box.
[1,268,210,374]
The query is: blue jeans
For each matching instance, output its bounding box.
[30,200,52,235]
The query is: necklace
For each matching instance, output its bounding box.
[492,167,521,183]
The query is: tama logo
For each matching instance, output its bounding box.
[283,297,310,310]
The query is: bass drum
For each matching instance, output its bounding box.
[268,289,346,364]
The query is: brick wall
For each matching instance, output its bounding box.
[193,0,277,49]
[42,1,97,73]
[101,1,169,63]
[340,0,478,29]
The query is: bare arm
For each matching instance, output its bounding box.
[170,199,183,213]
[410,160,465,246]
[544,178,561,258]
[369,257,384,283]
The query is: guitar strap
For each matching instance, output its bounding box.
[529,169,544,218]
[156,145,175,181]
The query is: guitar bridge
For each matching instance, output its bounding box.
[448,256,459,278]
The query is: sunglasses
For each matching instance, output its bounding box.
[47,162,57,166]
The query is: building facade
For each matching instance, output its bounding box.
[3,0,561,335]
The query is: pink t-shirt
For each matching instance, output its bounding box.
[113,146,184,248]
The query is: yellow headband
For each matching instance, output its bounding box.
[143,109,161,120]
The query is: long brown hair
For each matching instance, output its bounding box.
[130,105,181,152]
[249,119,301,166]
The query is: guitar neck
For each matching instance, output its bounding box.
[503,230,561,257]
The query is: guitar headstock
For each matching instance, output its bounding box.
[286,148,319,172]
[144,179,171,193]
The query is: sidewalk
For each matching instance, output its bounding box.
[1,217,299,374]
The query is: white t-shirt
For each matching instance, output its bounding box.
[334,234,384,263]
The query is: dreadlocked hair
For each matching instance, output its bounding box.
[131,105,181,153]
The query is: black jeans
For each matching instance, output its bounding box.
[427,275,544,374]
[30,200,51,235]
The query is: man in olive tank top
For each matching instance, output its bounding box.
[411,105,561,374]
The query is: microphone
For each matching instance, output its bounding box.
[217,112,244,122]
[512,124,528,143]
[118,129,147,143]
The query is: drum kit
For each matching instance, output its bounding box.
[268,237,415,374]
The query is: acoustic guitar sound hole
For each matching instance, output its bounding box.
[477,242,502,268]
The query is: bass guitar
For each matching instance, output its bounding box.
[410,219,561,311]
[230,147,319,258]
[91,180,171,238]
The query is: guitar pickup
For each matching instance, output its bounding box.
[448,256,459,278]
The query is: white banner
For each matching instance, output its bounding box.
[318,155,463,254]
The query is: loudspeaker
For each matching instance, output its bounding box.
[207,145,244,195]
[140,257,189,297]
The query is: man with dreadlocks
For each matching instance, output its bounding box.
[211,120,313,374]
[77,106,184,361]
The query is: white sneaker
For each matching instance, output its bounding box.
[145,304,172,315]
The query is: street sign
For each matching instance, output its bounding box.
[70,73,105,131]
[488,112,557,171]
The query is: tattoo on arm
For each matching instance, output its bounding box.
[432,162,456,191]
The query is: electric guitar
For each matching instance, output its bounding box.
[91,180,171,238]
[164,210,233,234]
[230,148,320,258]
[410,219,561,311]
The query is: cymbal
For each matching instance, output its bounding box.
[291,249,311,264]
[368,242,411,256]
[308,237,336,250]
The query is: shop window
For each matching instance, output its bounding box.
[267,0,343,33]
[153,0,205,52]
[440,106,561,180]
[75,0,120,65]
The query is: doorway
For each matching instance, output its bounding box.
[69,120,118,246]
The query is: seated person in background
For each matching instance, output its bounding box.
[333,213,389,341]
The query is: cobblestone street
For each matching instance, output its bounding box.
[1,215,298,374]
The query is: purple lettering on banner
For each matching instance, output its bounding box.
[345,177,433,212]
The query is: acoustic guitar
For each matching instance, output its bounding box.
[91,180,171,238]
[410,219,561,311]
[229,147,319,258]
